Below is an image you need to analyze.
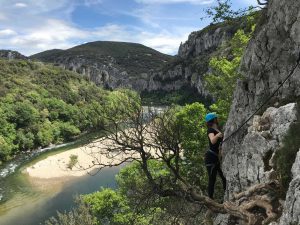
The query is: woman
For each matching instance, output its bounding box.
[205,112,226,199]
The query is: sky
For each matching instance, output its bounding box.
[0,0,258,56]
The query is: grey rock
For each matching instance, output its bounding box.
[279,150,300,225]
[0,50,27,60]
[223,103,297,200]
[219,0,300,223]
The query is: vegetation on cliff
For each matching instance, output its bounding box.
[204,14,256,122]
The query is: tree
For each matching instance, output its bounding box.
[45,198,97,225]
[83,188,151,225]
[0,135,13,162]
[202,0,258,24]
[80,98,281,225]
[205,22,255,122]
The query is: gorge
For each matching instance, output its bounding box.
[0,0,300,224]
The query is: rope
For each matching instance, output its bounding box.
[222,53,300,143]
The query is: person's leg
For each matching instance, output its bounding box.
[206,165,217,199]
[216,164,226,191]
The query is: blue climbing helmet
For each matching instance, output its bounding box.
[205,112,218,122]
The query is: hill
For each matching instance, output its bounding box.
[0,58,135,163]
[31,41,173,90]
[0,50,27,60]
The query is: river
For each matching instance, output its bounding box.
[0,136,121,225]
[0,106,167,225]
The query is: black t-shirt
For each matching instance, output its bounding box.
[207,127,222,154]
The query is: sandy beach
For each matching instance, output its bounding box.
[25,136,137,179]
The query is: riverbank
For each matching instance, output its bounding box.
[24,136,134,179]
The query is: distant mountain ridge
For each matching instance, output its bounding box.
[0,50,27,60]
[29,21,248,96]
[31,41,173,90]
[2,19,249,102]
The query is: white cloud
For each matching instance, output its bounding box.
[0,0,200,56]
[0,17,192,56]
[0,29,17,36]
[14,2,28,8]
[134,28,192,54]
[135,0,213,5]
[5,19,88,55]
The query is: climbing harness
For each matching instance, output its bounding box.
[222,53,300,143]
[208,149,218,157]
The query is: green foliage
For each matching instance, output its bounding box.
[83,188,153,225]
[45,198,97,225]
[203,0,256,24]
[0,136,13,161]
[274,105,300,192]
[0,59,135,163]
[141,87,212,106]
[175,103,208,188]
[67,154,79,170]
[205,20,255,122]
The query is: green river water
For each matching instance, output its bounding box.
[0,134,121,225]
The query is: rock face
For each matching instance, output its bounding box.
[30,41,173,91]
[279,150,300,225]
[147,21,244,95]
[223,103,297,199]
[0,50,27,60]
[218,0,300,224]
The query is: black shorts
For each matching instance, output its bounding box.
[205,151,219,165]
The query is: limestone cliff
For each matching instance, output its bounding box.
[146,20,246,95]
[30,22,245,96]
[0,50,27,60]
[30,41,173,90]
[218,0,300,224]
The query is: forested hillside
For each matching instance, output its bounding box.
[0,59,136,163]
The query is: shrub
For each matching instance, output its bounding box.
[67,154,78,170]
[45,198,97,225]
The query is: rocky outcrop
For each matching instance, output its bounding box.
[178,23,237,59]
[0,50,27,60]
[279,150,300,225]
[148,21,244,95]
[219,0,300,224]
[51,56,131,89]
[30,41,173,91]
[223,103,297,200]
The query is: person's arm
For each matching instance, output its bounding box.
[208,132,223,145]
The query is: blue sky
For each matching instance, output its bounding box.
[0,0,257,56]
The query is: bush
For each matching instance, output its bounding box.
[67,154,78,170]
[0,136,13,161]
[45,198,97,225]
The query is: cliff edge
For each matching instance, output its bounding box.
[218,0,300,224]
